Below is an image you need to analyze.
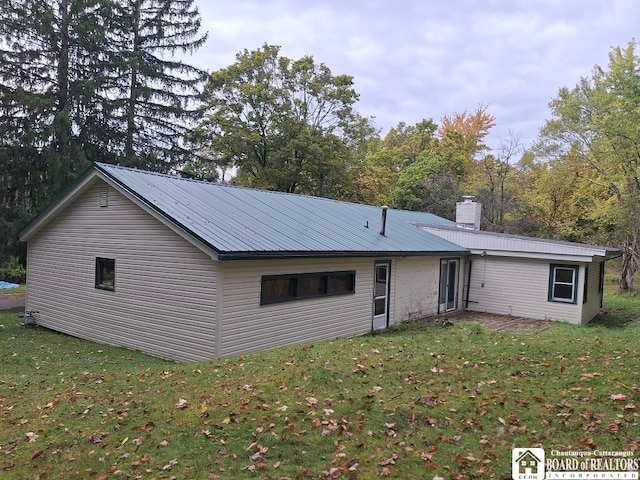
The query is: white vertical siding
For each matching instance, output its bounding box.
[393,256,443,323]
[466,256,585,324]
[26,181,218,362]
[219,258,373,357]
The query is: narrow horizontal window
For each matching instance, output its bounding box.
[548,264,578,304]
[328,273,355,294]
[261,277,295,302]
[95,257,115,291]
[261,271,356,305]
[299,276,326,298]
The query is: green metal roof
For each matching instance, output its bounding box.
[92,163,468,259]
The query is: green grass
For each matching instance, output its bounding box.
[2,291,640,479]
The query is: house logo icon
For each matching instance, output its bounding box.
[512,448,545,480]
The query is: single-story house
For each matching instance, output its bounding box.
[19,164,620,361]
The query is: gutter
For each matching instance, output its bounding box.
[217,249,472,261]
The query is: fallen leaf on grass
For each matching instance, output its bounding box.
[610,393,627,401]
[580,437,595,447]
[26,432,39,443]
[31,450,45,461]
[89,432,107,444]
[175,398,188,409]
[378,453,398,466]
[162,458,178,470]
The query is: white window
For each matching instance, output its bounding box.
[549,264,578,304]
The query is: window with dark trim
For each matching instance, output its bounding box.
[261,271,356,304]
[583,267,589,304]
[598,262,605,293]
[95,258,115,291]
[599,262,605,308]
[548,264,578,304]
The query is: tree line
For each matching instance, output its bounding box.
[1,3,639,288]
[0,0,207,269]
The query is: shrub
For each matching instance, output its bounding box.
[0,256,26,283]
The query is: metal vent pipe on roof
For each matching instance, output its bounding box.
[380,205,388,236]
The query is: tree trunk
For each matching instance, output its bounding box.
[126,0,142,166]
[619,233,640,290]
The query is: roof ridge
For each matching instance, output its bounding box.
[94,162,411,212]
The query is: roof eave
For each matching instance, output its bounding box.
[469,248,622,262]
[217,249,471,261]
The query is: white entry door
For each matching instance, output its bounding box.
[439,259,459,313]
[373,262,390,330]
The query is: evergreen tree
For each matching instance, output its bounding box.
[0,0,109,261]
[0,0,208,265]
[106,0,208,171]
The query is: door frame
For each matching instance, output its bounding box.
[439,258,460,313]
[372,261,391,330]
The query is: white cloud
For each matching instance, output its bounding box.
[191,0,640,149]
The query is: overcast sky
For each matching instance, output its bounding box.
[189,0,640,150]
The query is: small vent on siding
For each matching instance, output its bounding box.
[99,186,109,207]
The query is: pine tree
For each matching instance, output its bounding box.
[0,0,208,263]
[105,0,208,171]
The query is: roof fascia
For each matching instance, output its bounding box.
[470,249,603,263]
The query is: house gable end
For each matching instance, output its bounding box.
[19,166,220,261]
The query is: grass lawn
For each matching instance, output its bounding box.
[1,288,639,479]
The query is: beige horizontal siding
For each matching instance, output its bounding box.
[466,256,584,324]
[219,258,373,357]
[26,180,218,362]
[393,256,445,323]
